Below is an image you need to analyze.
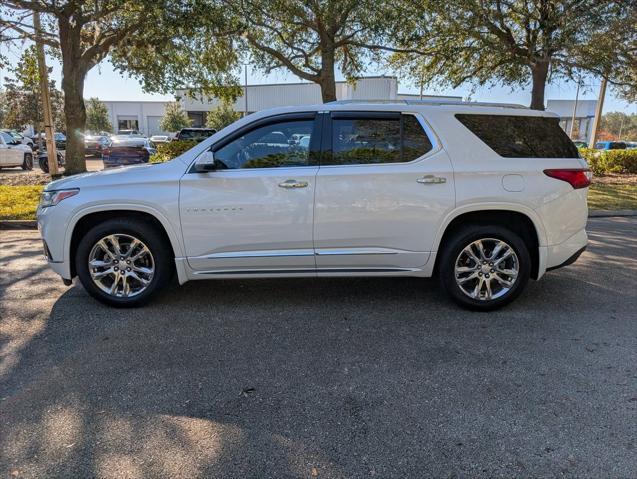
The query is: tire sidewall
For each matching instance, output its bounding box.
[440,225,531,311]
[39,157,49,173]
[75,219,172,307]
[22,154,33,170]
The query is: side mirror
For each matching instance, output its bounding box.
[194,150,216,172]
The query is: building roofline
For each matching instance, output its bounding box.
[176,75,398,92]
[98,100,173,103]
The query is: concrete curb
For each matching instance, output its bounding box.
[0,220,38,230]
[0,220,37,230]
[2,209,636,231]
[588,210,637,218]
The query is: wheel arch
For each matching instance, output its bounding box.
[432,204,546,280]
[66,205,185,279]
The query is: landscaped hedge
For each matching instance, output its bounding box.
[149,140,198,164]
[579,148,637,175]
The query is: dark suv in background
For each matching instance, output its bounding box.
[175,128,216,142]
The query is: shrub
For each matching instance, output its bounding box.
[578,148,637,175]
[149,140,198,163]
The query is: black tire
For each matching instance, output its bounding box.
[22,153,33,170]
[39,156,49,173]
[75,218,174,307]
[438,224,531,311]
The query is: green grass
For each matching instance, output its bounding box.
[0,185,44,220]
[588,184,637,211]
[0,183,635,221]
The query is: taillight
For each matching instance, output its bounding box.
[102,148,110,156]
[543,169,592,189]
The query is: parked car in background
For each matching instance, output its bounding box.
[0,130,34,170]
[625,141,637,150]
[595,141,626,150]
[572,140,588,148]
[1,129,35,150]
[150,135,171,144]
[175,128,216,142]
[84,134,110,155]
[38,132,67,150]
[37,101,590,310]
[117,129,143,136]
[101,136,156,168]
[38,150,65,173]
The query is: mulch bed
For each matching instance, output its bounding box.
[0,172,53,186]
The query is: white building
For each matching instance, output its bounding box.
[100,77,596,142]
[545,99,597,142]
[101,100,171,136]
[176,76,412,126]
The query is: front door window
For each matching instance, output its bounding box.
[214,120,315,169]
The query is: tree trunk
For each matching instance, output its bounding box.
[58,20,87,175]
[529,60,549,111]
[319,47,337,103]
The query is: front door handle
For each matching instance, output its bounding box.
[278,179,309,189]
[417,175,446,184]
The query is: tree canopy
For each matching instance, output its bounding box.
[1,46,64,132]
[0,0,240,174]
[388,0,634,110]
[160,102,192,133]
[85,98,112,133]
[205,100,241,131]
[229,0,393,102]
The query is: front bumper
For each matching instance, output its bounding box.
[37,207,73,280]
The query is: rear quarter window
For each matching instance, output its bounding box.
[455,114,579,158]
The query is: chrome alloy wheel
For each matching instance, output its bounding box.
[88,234,155,298]
[454,238,519,301]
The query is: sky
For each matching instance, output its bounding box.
[1,45,636,115]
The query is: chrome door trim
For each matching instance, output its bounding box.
[192,249,315,260]
[193,266,417,275]
[315,247,401,256]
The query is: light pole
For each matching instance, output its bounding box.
[569,74,581,139]
[244,64,249,116]
[588,77,607,149]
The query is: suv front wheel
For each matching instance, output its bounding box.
[75,218,173,307]
[439,225,531,311]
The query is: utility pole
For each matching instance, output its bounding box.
[569,74,581,139]
[588,77,607,149]
[33,11,59,176]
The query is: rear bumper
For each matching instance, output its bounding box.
[547,246,586,272]
[545,228,588,271]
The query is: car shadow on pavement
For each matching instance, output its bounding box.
[1,218,636,478]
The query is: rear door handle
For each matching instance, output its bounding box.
[417,175,446,184]
[278,179,308,189]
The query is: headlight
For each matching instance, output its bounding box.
[39,188,79,208]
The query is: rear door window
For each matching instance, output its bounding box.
[326,113,433,165]
[455,114,579,158]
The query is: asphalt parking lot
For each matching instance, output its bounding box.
[1,217,636,478]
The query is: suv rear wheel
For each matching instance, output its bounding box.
[75,218,173,307]
[439,225,530,311]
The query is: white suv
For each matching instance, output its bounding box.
[37,101,590,310]
[0,131,34,170]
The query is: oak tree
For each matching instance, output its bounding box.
[389,0,631,110]
[1,0,239,174]
[230,0,392,103]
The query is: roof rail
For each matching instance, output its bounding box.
[327,99,527,109]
